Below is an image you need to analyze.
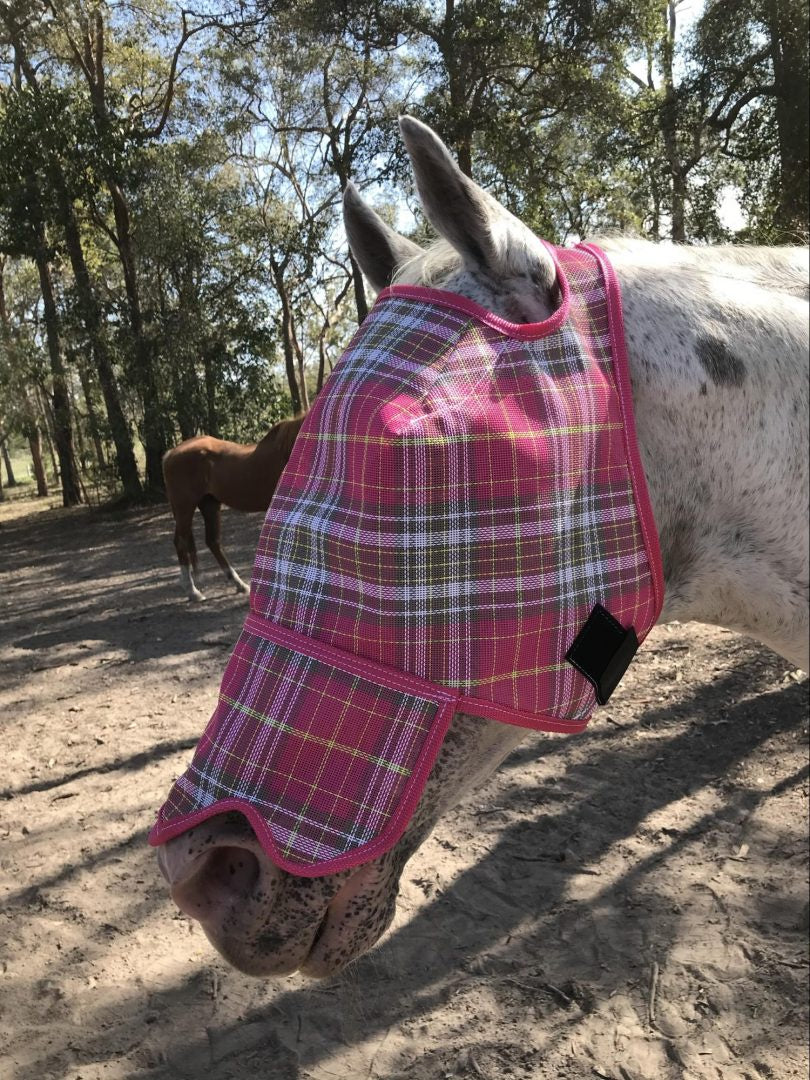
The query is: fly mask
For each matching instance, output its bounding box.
[150,242,664,876]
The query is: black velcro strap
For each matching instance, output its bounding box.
[565,604,639,705]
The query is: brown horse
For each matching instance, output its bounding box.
[163,415,305,601]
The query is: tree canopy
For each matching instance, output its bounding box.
[0,0,806,505]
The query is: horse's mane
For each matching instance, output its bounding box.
[393,234,809,301]
[393,239,461,287]
[598,236,809,300]
[260,414,306,458]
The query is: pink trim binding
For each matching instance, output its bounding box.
[378,241,571,340]
[244,615,589,735]
[456,694,588,734]
[149,698,456,878]
[245,616,459,704]
[149,619,459,877]
[578,243,665,627]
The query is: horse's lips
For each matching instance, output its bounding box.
[155,834,370,977]
[195,880,353,979]
[298,910,333,975]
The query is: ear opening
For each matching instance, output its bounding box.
[343,182,423,292]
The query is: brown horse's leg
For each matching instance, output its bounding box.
[171,500,206,602]
[199,495,249,595]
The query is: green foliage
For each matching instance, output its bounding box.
[0,0,806,499]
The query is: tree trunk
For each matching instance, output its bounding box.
[36,382,59,481]
[767,0,810,240]
[2,440,16,485]
[107,178,166,491]
[649,166,662,241]
[34,249,81,506]
[67,367,90,473]
[1,438,18,486]
[0,268,23,491]
[669,170,688,243]
[329,157,367,323]
[316,335,327,395]
[660,3,688,242]
[58,190,142,496]
[291,312,310,414]
[348,251,369,325]
[174,387,197,441]
[0,262,27,489]
[274,269,303,414]
[26,421,48,496]
[77,363,107,470]
[170,345,198,441]
[438,0,474,178]
[202,344,220,437]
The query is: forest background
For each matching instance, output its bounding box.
[0,0,807,507]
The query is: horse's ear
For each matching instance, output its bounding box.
[398,115,555,292]
[343,182,423,292]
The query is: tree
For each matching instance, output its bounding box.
[0,256,49,494]
[0,29,143,494]
[133,135,289,438]
[696,0,809,241]
[0,76,81,505]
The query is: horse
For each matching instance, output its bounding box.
[163,415,305,601]
[155,117,809,978]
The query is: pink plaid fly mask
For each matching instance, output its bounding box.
[150,242,664,876]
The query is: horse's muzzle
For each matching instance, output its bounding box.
[155,812,390,977]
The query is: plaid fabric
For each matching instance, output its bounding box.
[151,243,663,875]
[153,617,456,873]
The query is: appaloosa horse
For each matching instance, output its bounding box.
[163,415,304,601]
[156,117,808,977]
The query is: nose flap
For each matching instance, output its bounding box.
[149,616,458,876]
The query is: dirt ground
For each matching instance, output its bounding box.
[0,496,807,1080]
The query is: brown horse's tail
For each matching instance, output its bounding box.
[197,494,221,550]
[163,442,202,572]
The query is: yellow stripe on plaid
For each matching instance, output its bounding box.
[234,648,436,732]
[292,422,622,447]
[219,692,414,777]
[189,741,403,820]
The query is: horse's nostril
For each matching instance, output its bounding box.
[207,846,261,895]
[170,845,260,922]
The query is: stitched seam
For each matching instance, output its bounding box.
[456,695,588,732]
[244,614,458,704]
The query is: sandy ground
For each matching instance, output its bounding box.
[0,496,807,1080]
